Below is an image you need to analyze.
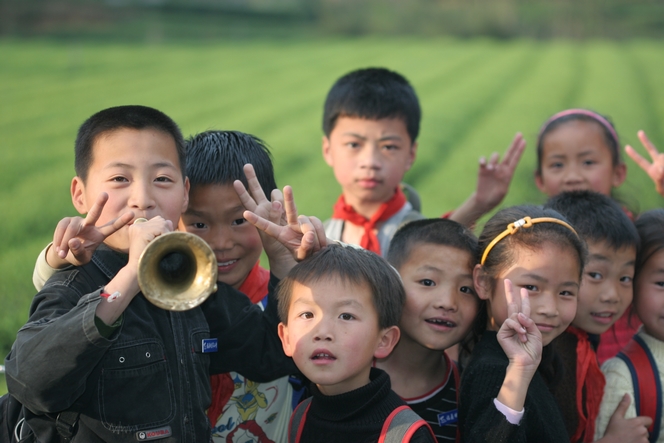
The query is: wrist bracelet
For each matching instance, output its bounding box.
[100,291,121,302]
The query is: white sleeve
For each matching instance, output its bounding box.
[595,357,637,439]
[32,243,70,290]
[493,398,525,425]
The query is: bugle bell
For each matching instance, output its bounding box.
[137,231,218,311]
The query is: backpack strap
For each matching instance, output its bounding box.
[288,397,312,443]
[616,335,661,443]
[379,405,435,443]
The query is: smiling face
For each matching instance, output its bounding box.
[322,116,417,216]
[476,243,580,346]
[179,183,263,290]
[536,120,626,197]
[572,241,635,335]
[397,243,479,351]
[71,127,189,252]
[634,248,664,342]
[278,278,399,396]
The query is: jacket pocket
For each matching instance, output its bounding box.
[98,340,175,432]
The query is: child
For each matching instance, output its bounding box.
[595,209,664,442]
[275,245,436,443]
[377,218,481,441]
[180,131,297,442]
[545,190,646,442]
[321,67,525,255]
[459,205,586,442]
[534,108,637,364]
[4,106,297,442]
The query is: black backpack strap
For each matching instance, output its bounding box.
[55,410,80,440]
[380,405,435,443]
[288,397,312,443]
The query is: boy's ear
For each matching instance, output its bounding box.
[181,176,190,214]
[373,325,400,359]
[612,162,627,188]
[322,136,334,167]
[278,322,294,357]
[534,170,547,194]
[473,264,492,301]
[71,177,88,215]
[405,142,418,171]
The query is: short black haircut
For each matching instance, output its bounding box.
[387,218,479,271]
[322,67,421,143]
[75,105,185,182]
[544,190,638,251]
[634,209,664,279]
[185,130,276,197]
[276,244,405,330]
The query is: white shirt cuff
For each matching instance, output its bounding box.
[493,398,524,425]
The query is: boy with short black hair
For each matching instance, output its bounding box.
[378,218,481,441]
[182,130,297,442]
[276,245,436,443]
[544,190,646,442]
[322,68,422,256]
[321,67,525,256]
[6,105,295,442]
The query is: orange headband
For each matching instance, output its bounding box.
[480,216,579,265]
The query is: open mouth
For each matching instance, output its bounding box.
[591,312,615,323]
[312,352,336,360]
[426,319,456,328]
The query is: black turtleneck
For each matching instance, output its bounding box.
[297,368,435,443]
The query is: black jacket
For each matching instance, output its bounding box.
[5,244,294,443]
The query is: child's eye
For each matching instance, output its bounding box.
[522,285,538,292]
[155,176,173,183]
[549,162,564,169]
[298,312,314,319]
[620,276,633,284]
[111,176,128,182]
[346,142,360,149]
[560,290,576,297]
[419,279,435,287]
[191,222,207,230]
[339,313,355,321]
[587,272,602,280]
[382,144,399,151]
[232,218,247,226]
[582,160,596,166]
[460,286,476,296]
[655,281,664,287]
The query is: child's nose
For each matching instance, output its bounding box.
[599,282,621,304]
[536,293,559,317]
[313,320,333,342]
[358,145,382,169]
[129,182,156,211]
[210,227,234,251]
[434,291,458,312]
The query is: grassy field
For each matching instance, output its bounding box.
[1,37,664,394]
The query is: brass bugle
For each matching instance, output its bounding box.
[137,231,218,311]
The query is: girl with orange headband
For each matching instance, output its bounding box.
[459,205,585,442]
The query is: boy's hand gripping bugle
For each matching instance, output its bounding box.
[496,278,542,412]
[625,130,664,198]
[47,192,134,268]
[234,164,329,277]
[450,133,526,227]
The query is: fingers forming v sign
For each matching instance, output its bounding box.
[498,279,542,371]
[235,164,327,261]
[54,192,134,265]
[476,133,526,209]
[625,130,664,196]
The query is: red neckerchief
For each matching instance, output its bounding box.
[207,262,270,426]
[331,187,406,255]
[239,262,270,304]
[567,326,606,442]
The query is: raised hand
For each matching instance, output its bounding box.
[475,133,526,210]
[48,192,134,267]
[625,130,664,197]
[449,133,526,227]
[599,394,651,443]
[497,279,542,372]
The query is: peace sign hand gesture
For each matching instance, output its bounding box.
[498,279,542,373]
[625,130,664,197]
